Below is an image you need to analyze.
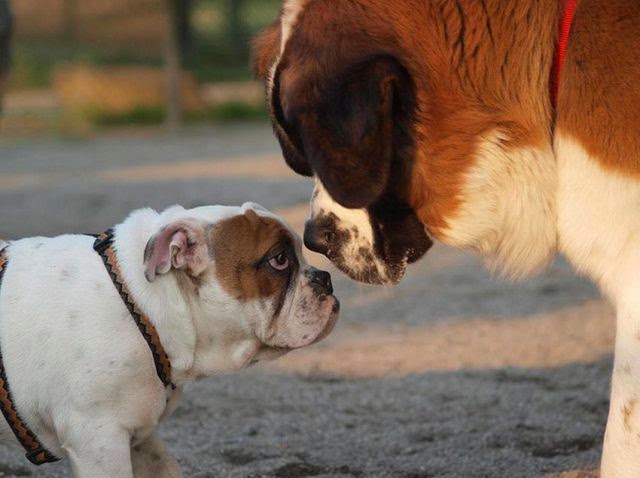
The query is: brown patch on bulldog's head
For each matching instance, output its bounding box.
[210,209,298,303]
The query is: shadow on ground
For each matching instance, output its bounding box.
[0,359,609,478]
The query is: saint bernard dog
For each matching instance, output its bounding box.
[253,0,640,476]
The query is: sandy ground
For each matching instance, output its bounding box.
[0,124,612,477]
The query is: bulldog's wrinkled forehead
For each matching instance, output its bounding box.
[208,208,300,301]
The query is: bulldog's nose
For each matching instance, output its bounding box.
[304,220,332,255]
[308,268,333,295]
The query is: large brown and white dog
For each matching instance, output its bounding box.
[253,0,640,476]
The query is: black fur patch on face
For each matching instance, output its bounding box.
[368,198,433,266]
[304,212,351,258]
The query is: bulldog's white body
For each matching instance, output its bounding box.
[0,203,339,477]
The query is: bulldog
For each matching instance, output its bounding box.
[0,202,339,477]
[253,0,640,476]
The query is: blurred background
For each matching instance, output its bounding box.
[2,0,277,134]
[0,2,610,477]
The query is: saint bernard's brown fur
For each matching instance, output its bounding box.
[255,0,561,230]
[254,1,640,475]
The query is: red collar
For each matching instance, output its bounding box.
[550,0,578,109]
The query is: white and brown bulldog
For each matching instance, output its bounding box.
[254,0,640,475]
[0,203,339,477]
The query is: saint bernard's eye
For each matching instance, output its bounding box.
[268,252,290,271]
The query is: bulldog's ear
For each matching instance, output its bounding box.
[252,21,281,80]
[299,57,410,209]
[143,219,209,282]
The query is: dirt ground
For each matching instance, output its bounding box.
[0,124,612,477]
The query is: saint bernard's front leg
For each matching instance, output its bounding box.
[601,258,640,478]
[556,136,640,478]
[602,282,640,476]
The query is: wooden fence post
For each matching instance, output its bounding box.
[164,0,182,130]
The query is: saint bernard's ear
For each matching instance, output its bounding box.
[252,19,314,177]
[251,21,282,80]
[297,56,411,209]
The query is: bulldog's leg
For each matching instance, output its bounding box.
[601,279,640,477]
[64,422,134,478]
[131,435,182,478]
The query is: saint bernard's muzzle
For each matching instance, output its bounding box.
[304,180,432,285]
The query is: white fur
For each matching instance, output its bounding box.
[310,179,376,255]
[280,0,309,53]
[555,135,640,478]
[309,178,396,283]
[0,203,338,477]
[440,131,558,279]
[556,137,640,291]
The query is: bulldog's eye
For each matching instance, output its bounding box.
[268,253,290,271]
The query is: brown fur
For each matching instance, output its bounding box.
[211,209,295,301]
[559,0,640,175]
[252,21,281,80]
[254,0,560,237]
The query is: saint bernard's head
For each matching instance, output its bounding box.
[254,0,559,284]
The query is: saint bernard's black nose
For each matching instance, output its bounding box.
[303,219,332,256]
[306,267,333,295]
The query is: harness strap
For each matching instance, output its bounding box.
[0,248,59,465]
[93,229,175,389]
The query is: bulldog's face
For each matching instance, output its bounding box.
[143,203,339,369]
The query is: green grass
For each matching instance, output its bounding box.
[90,105,166,127]
[10,0,281,90]
[8,41,164,90]
[191,101,268,122]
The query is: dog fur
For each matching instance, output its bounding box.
[0,203,339,477]
[254,1,640,475]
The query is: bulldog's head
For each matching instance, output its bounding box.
[143,203,339,369]
[253,0,558,284]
